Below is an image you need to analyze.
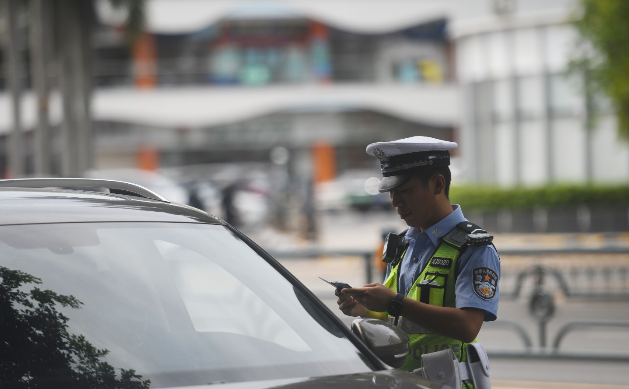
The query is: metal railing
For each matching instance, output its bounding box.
[553,321,629,351]
[499,247,629,301]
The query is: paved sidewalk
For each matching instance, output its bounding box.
[492,379,629,389]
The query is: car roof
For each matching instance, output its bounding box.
[0,188,222,226]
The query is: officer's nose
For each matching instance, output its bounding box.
[390,190,402,207]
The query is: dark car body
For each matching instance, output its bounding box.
[0,184,439,389]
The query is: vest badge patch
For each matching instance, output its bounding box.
[472,267,498,300]
[430,257,452,268]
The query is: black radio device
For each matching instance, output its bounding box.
[381,232,409,266]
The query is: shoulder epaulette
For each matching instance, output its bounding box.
[443,221,493,249]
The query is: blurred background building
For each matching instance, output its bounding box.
[1,0,628,233]
[453,2,626,185]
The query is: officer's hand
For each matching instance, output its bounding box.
[341,283,397,312]
[335,288,369,317]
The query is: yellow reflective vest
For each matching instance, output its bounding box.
[383,222,493,372]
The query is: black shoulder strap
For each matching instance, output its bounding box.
[443,221,493,251]
[457,221,494,246]
[456,221,484,233]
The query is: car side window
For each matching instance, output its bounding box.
[154,240,311,352]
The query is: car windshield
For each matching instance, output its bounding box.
[0,222,376,388]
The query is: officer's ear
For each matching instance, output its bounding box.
[432,174,446,196]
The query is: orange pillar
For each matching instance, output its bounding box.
[312,141,336,183]
[132,32,157,89]
[137,145,159,171]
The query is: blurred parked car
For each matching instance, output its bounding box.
[315,170,391,213]
[160,164,276,230]
[0,178,442,389]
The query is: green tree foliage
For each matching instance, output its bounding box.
[573,0,629,138]
[0,266,151,389]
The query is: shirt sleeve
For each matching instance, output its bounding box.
[454,244,501,321]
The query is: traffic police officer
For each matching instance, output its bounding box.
[337,136,500,374]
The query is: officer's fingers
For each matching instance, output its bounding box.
[336,292,351,303]
[354,299,373,311]
[339,299,357,312]
[345,300,362,316]
[337,296,353,308]
[340,299,357,309]
[339,297,358,306]
[341,287,366,295]
[338,295,351,306]
[357,294,379,308]
[351,295,368,306]
[350,289,373,301]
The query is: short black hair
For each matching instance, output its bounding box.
[414,166,451,199]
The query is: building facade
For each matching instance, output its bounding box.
[2,0,628,188]
[453,6,629,186]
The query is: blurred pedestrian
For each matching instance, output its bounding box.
[222,182,240,227]
[300,177,318,240]
[336,136,500,376]
[187,182,205,210]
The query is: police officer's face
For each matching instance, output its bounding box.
[389,177,436,230]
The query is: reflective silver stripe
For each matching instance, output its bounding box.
[388,316,432,334]
[394,351,410,359]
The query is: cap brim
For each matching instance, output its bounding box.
[379,174,412,192]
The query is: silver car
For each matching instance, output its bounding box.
[0,179,440,389]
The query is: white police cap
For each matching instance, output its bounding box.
[366,136,458,192]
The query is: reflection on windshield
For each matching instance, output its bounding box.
[0,266,150,388]
[0,223,374,387]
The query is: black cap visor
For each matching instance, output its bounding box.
[379,174,412,192]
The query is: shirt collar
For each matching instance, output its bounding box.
[421,204,466,246]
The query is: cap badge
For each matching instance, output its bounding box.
[373,148,388,161]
